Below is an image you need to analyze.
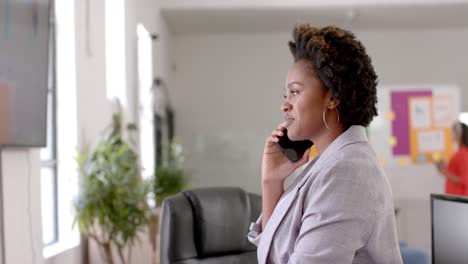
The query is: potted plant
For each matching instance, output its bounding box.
[74,112,150,264]
[148,140,189,263]
[153,140,189,206]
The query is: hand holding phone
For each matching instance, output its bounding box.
[275,128,313,163]
[261,124,312,184]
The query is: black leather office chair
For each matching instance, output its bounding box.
[160,187,261,264]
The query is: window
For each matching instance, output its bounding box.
[137,23,155,179]
[40,0,58,247]
[105,0,127,107]
[41,0,79,258]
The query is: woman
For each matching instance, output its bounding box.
[436,122,468,196]
[247,24,402,263]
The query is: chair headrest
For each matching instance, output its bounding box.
[183,187,254,257]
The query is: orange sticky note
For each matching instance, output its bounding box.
[387,111,396,121]
[432,152,442,162]
[398,157,409,167]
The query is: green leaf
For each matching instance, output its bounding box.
[74,111,150,254]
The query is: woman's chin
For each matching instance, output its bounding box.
[287,131,300,141]
[288,130,309,141]
[287,126,307,141]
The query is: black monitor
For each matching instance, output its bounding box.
[431,194,468,264]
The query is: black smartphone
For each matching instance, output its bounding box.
[275,128,313,163]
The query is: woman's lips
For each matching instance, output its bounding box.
[284,117,295,126]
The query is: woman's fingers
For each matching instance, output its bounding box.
[276,121,288,131]
[302,148,311,161]
[265,135,279,145]
[265,122,288,151]
[271,129,284,137]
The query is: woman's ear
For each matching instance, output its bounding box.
[325,90,341,109]
[328,97,341,109]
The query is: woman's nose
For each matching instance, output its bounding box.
[281,101,292,112]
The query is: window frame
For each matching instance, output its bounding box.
[40,0,58,247]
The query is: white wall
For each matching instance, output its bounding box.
[1,149,43,264]
[170,33,289,194]
[170,28,468,251]
[75,0,111,149]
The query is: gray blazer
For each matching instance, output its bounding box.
[248,126,403,264]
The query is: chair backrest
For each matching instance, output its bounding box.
[160,187,261,264]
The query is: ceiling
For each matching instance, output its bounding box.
[160,1,468,35]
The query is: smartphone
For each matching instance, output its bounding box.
[275,128,313,163]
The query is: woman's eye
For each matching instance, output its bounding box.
[283,90,300,99]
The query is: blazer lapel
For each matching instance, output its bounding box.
[257,160,316,264]
[257,187,299,264]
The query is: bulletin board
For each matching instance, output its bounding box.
[368,85,460,168]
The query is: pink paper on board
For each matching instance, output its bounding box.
[390,90,432,155]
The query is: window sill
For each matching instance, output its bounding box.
[43,237,80,259]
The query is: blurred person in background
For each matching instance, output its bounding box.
[435,121,468,196]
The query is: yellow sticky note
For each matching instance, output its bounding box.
[432,152,442,162]
[398,157,409,167]
[388,136,397,147]
[387,111,396,121]
[379,159,386,167]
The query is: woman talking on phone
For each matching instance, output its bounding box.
[247,24,402,263]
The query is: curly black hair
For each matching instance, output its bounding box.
[288,23,378,129]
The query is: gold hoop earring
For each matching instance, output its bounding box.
[322,108,340,130]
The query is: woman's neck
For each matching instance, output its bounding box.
[313,126,346,155]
